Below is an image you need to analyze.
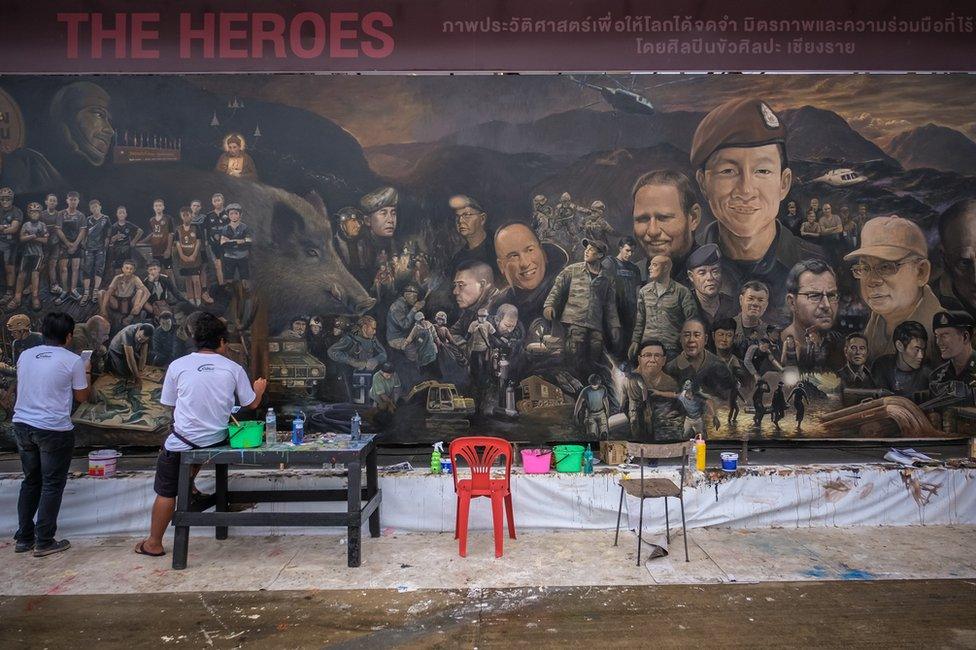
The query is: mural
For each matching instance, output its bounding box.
[1,73,976,446]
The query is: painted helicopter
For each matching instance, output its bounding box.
[798,159,885,187]
[569,74,700,116]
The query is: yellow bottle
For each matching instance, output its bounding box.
[695,435,706,471]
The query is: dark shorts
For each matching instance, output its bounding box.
[222,257,250,281]
[0,241,16,264]
[179,265,201,277]
[209,241,224,259]
[61,245,82,260]
[153,438,226,498]
[83,249,106,278]
[19,254,41,274]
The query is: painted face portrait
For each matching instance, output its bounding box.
[680,320,707,358]
[740,287,769,319]
[896,336,926,370]
[495,223,547,291]
[788,271,839,332]
[855,255,927,318]
[455,208,486,238]
[342,217,362,238]
[453,270,486,309]
[713,328,734,351]
[942,210,976,312]
[689,264,722,298]
[637,344,667,374]
[699,144,791,241]
[632,184,699,261]
[935,327,970,361]
[845,336,868,366]
[51,81,116,166]
[369,207,397,238]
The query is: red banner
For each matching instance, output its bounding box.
[0,0,974,73]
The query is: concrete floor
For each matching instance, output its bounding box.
[2,580,975,648]
[3,526,976,596]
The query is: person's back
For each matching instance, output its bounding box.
[14,344,86,431]
[161,351,255,450]
[12,312,89,557]
[137,312,266,558]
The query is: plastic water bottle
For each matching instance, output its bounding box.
[291,415,304,445]
[583,444,594,475]
[265,407,277,446]
[350,412,362,442]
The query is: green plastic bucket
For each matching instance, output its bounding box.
[553,444,585,473]
[229,421,264,448]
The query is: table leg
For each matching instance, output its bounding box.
[172,461,192,570]
[215,463,228,540]
[347,460,362,567]
[366,446,380,538]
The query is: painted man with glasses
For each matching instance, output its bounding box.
[449,195,496,277]
[844,215,943,364]
[781,259,844,371]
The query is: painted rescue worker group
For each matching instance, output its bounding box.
[3,94,976,442]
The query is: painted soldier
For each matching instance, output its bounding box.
[930,311,976,406]
[691,98,826,324]
[543,238,620,382]
[449,195,496,276]
[333,206,372,287]
[685,243,737,331]
[610,236,642,356]
[630,255,697,361]
[665,318,734,401]
[328,315,387,399]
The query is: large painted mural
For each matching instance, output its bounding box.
[1,73,976,446]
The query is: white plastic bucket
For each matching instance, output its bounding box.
[88,449,122,478]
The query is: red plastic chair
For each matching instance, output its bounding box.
[450,436,516,558]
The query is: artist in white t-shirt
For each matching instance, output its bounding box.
[135,312,266,557]
[12,312,91,557]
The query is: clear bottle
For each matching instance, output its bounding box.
[265,407,277,446]
[583,444,594,474]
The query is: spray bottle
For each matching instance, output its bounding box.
[431,442,444,474]
[694,434,706,472]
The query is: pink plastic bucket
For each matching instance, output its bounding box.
[521,448,552,474]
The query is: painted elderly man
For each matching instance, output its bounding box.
[543,238,620,382]
[626,340,682,442]
[665,318,734,401]
[691,98,826,323]
[629,255,697,361]
[685,243,737,330]
[844,215,943,364]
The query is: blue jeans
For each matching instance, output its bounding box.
[14,423,75,547]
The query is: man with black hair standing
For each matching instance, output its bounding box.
[12,312,90,557]
[135,312,266,557]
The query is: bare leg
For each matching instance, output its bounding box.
[30,271,40,302]
[70,258,81,293]
[8,270,24,306]
[58,258,68,289]
[214,259,225,286]
[5,263,15,293]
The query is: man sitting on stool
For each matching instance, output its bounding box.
[135,312,266,557]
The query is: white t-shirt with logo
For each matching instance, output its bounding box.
[161,352,256,451]
[13,345,88,431]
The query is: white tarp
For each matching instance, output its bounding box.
[1,464,974,538]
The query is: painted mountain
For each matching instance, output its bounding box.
[881,123,976,176]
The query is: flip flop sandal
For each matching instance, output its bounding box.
[5,297,19,309]
[134,541,166,557]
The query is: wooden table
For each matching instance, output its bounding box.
[171,434,381,570]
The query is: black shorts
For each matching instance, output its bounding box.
[153,439,226,498]
[61,245,82,260]
[222,257,250,281]
[179,265,201,277]
[19,254,41,274]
